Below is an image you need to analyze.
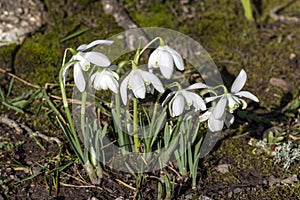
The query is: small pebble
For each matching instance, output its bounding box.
[269,77,292,91]
[198,195,213,200]
[215,164,231,174]
[233,188,242,194]
[185,194,192,200]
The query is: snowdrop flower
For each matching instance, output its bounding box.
[120,69,165,105]
[203,69,259,132]
[200,107,234,132]
[148,45,184,79]
[89,68,119,93]
[63,40,113,92]
[163,83,207,117]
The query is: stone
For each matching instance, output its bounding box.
[215,164,231,174]
[0,0,45,46]
[269,77,292,91]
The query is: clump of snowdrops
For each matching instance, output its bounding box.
[52,37,259,198]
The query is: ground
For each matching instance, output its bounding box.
[0,0,300,199]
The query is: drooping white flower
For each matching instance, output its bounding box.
[120,69,165,105]
[63,40,113,92]
[163,83,207,117]
[148,45,184,79]
[89,68,119,93]
[203,69,259,132]
[200,106,234,132]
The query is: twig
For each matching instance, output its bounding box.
[0,115,62,146]
[61,171,88,185]
[116,178,136,191]
[270,0,300,23]
[167,165,183,179]
[100,140,117,150]
[60,182,103,190]
[0,115,23,134]
[19,123,62,145]
[0,67,40,89]
[47,93,89,105]
[147,175,182,186]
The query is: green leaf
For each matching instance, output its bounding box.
[240,0,254,21]
[274,136,285,143]
[268,131,274,143]
[11,100,29,108]
[0,86,5,100]
[7,77,14,97]
[60,27,90,43]
[289,99,300,110]
[2,101,24,113]
[56,117,84,164]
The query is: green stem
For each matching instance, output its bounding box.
[166,82,183,91]
[133,97,139,152]
[133,37,162,64]
[81,91,87,143]
[173,115,183,144]
[213,84,229,94]
[59,48,84,162]
[115,93,126,153]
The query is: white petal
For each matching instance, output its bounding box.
[75,53,90,71]
[89,72,97,90]
[96,73,106,90]
[231,95,241,104]
[77,44,88,52]
[171,94,185,117]
[108,78,119,93]
[158,51,174,79]
[131,71,146,99]
[227,94,240,112]
[208,114,224,132]
[83,52,111,67]
[239,98,248,109]
[212,96,227,119]
[74,64,86,92]
[162,91,176,107]
[77,40,113,51]
[148,49,160,69]
[199,109,212,122]
[235,91,259,102]
[107,69,120,81]
[99,74,109,90]
[186,82,207,90]
[166,46,184,71]
[138,70,164,93]
[99,72,119,93]
[120,73,131,105]
[205,95,222,103]
[182,91,206,111]
[192,94,206,111]
[231,69,247,93]
[62,61,74,86]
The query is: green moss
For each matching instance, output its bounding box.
[0,44,16,70]
[14,32,61,85]
[131,4,177,28]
